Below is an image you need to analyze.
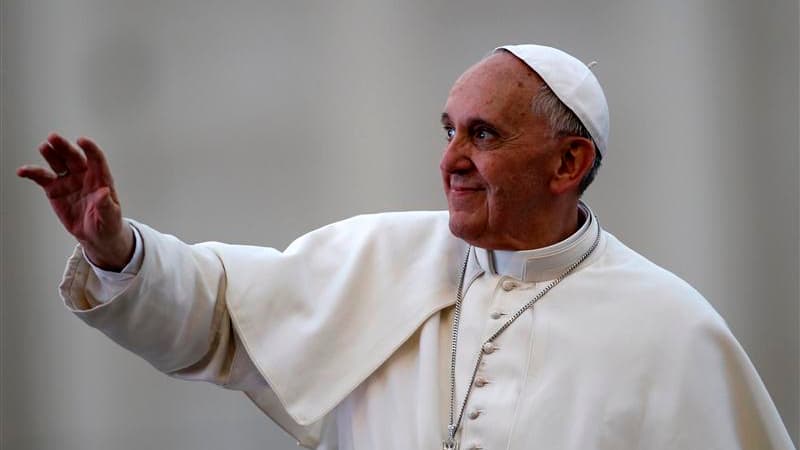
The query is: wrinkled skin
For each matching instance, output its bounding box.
[440,52,594,250]
[17,133,133,270]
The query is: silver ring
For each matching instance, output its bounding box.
[56,170,69,177]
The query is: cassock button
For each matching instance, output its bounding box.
[501,279,517,291]
[468,410,481,420]
[481,342,496,354]
[490,311,503,320]
[474,376,489,387]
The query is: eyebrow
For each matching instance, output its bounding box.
[441,112,502,132]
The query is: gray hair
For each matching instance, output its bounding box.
[531,84,602,195]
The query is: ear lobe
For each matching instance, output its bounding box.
[549,137,595,195]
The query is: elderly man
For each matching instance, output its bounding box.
[18,45,794,450]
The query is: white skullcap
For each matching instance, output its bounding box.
[495,44,610,157]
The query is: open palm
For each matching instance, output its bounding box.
[17,133,133,270]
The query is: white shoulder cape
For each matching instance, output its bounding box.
[59,210,796,449]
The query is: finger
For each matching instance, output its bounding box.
[17,165,57,187]
[47,133,87,174]
[39,140,69,176]
[18,164,80,199]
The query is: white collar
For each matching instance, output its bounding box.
[474,202,598,282]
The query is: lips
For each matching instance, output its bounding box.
[446,175,485,206]
[450,186,484,193]
[449,179,484,191]
[448,175,484,191]
[448,182,485,202]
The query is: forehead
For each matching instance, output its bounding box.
[443,52,544,124]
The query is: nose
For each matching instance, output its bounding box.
[439,137,473,175]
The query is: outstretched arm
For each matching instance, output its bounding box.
[18,133,262,388]
[17,133,134,270]
[19,133,329,446]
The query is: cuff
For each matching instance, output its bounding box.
[83,221,143,280]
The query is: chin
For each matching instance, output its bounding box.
[447,211,485,246]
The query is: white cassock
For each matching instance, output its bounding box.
[60,204,795,450]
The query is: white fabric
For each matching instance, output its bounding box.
[479,202,593,282]
[60,209,795,449]
[85,205,592,292]
[495,44,610,157]
[84,223,144,302]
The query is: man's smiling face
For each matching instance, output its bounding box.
[440,51,563,250]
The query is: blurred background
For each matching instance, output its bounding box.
[2,0,797,448]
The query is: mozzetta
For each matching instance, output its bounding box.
[59,206,795,449]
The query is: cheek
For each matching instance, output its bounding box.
[472,157,499,186]
[486,163,548,204]
[482,160,525,192]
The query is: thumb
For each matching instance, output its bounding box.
[96,187,115,209]
[90,187,123,234]
[82,186,132,270]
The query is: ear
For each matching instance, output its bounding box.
[549,136,596,195]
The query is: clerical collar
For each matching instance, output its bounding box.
[474,202,598,283]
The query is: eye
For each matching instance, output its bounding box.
[475,128,495,140]
[444,127,456,141]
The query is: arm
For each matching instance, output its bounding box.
[19,133,331,447]
[17,133,265,389]
[62,220,266,389]
[82,224,143,305]
[61,219,324,446]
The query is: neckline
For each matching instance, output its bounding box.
[473,202,599,282]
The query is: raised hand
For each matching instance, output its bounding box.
[17,133,134,271]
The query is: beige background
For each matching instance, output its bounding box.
[2,0,797,449]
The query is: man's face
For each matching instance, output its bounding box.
[440,52,562,250]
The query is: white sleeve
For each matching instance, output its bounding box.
[62,221,274,396]
[84,222,144,303]
[59,220,325,448]
[61,220,257,385]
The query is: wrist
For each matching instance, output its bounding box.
[82,225,135,271]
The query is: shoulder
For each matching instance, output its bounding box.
[303,211,449,238]
[281,210,462,267]
[324,210,450,233]
[590,230,725,333]
[578,231,744,378]
[290,210,451,248]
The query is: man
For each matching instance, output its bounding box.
[18,45,794,449]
